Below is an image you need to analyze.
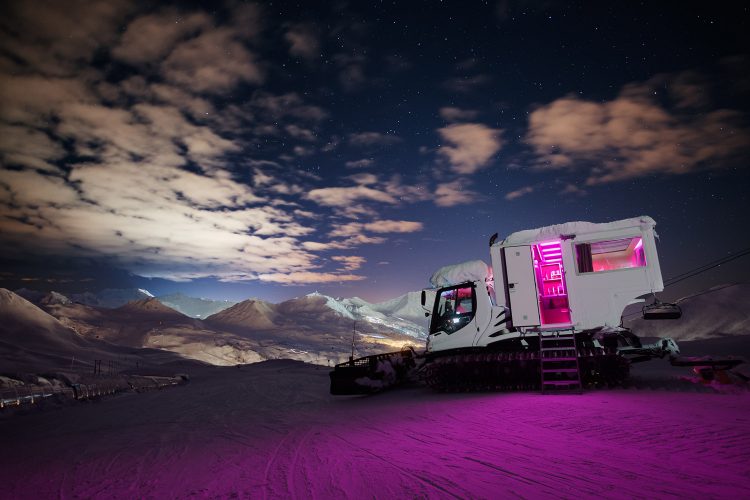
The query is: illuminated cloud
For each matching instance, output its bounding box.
[162,28,264,93]
[306,186,397,207]
[441,74,491,93]
[331,255,366,271]
[437,123,504,174]
[345,158,375,169]
[348,131,401,147]
[525,74,750,184]
[364,220,424,234]
[329,220,424,238]
[334,53,367,91]
[0,0,134,75]
[112,10,211,65]
[434,180,479,207]
[439,107,479,122]
[560,183,587,196]
[285,23,320,60]
[504,186,535,201]
[257,271,366,284]
[0,2,373,286]
[301,235,387,251]
[248,91,329,122]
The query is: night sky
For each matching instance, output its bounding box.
[0,1,748,303]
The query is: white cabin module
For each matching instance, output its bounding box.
[490,216,663,331]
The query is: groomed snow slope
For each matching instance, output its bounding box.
[1,359,748,499]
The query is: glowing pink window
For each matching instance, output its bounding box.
[575,237,646,273]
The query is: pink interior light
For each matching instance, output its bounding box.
[539,241,561,247]
[634,238,643,250]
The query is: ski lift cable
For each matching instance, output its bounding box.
[663,247,750,287]
[663,246,750,283]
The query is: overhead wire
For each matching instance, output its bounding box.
[619,245,750,321]
[663,246,750,287]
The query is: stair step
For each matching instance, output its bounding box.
[541,347,576,351]
[541,357,578,362]
[542,380,581,386]
[542,368,580,373]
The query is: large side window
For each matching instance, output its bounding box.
[430,285,476,335]
[576,237,647,274]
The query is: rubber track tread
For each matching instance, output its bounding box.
[420,349,629,392]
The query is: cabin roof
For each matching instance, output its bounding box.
[499,216,656,247]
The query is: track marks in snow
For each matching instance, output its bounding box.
[2,363,749,499]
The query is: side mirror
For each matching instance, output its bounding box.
[420,290,426,306]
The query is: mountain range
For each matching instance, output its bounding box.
[3,287,429,370]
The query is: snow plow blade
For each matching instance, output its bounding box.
[330,349,417,395]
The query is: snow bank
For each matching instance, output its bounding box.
[502,216,656,245]
[430,260,489,288]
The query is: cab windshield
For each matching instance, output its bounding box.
[430,284,476,335]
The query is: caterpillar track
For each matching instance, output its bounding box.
[419,349,629,392]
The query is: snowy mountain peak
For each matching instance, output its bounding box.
[138,288,154,298]
[117,297,184,316]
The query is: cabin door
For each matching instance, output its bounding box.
[504,245,541,327]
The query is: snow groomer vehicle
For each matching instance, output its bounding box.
[330,216,743,394]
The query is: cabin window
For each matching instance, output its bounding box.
[430,285,476,335]
[575,237,646,274]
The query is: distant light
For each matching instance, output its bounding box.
[452,318,460,323]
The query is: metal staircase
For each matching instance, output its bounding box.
[540,330,582,394]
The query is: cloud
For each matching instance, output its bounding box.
[0,124,66,171]
[0,0,134,75]
[364,220,424,233]
[285,124,317,141]
[301,234,387,251]
[334,53,367,91]
[434,180,479,207]
[0,2,447,286]
[437,123,504,174]
[162,28,264,93]
[331,255,366,271]
[0,1,397,287]
[439,107,479,122]
[329,220,424,238]
[306,186,397,207]
[560,183,587,196]
[441,74,491,93]
[504,186,535,201]
[348,131,401,147]
[257,271,366,284]
[112,10,211,65]
[525,71,750,184]
[248,91,328,121]
[345,158,375,169]
[285,23,320,60]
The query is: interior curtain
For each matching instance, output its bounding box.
[577,243,593,273]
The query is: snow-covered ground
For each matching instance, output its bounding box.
[1,359,748,499]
